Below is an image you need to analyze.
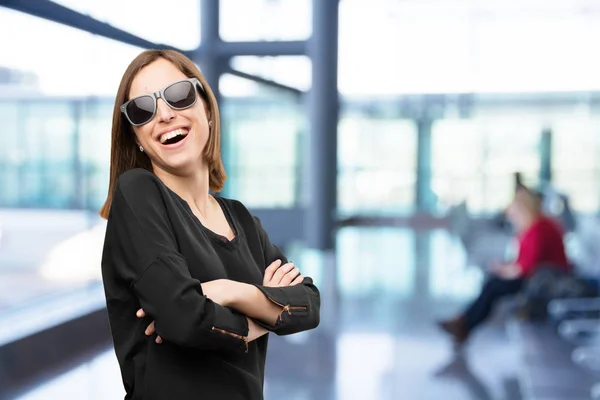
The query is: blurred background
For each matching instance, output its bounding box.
[1,0,600,399]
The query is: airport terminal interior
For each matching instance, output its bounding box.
[1,0,600,399]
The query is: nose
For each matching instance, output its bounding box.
[156,98,175,123]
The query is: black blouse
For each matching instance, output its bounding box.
[101,168,320,400]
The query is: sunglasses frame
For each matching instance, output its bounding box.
[121,77,206,127]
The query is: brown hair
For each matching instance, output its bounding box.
[99,49,226,219]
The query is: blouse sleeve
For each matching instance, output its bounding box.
[250,216,321,336]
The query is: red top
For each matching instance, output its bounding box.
[516,215,569,277]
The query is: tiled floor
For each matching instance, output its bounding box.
[8,227,539,399]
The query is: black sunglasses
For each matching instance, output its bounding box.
[121,77,206,126]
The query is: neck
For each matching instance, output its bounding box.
[520,212,541,232]
[154,164,212,216]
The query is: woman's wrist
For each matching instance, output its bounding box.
[247,317,269,341]
[227,282,259,309]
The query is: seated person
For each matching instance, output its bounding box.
[438,187,570,345]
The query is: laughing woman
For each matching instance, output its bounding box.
[99,49,320,400]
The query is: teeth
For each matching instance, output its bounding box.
[160,128,188,144]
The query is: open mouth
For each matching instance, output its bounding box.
[159,128,189,145]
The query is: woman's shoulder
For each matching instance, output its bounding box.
[539,215,565,236]
[114,168,168,209]
[117,168,161,192]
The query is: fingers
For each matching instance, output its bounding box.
[145,321,155,336]
[144,321,162,344]
[290,274,304,286]
[279,266,301,286]
[271,262,295,285]
[138,310,161,344]
[263,259,282,285]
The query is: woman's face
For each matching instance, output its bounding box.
[506,200,526,230]
[506,193,537,231]
[128,58,210,176]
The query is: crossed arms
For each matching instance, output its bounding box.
[102,172,320,354]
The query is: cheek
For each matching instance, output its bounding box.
[133,125,154,144]
[187,103,209,126]
[183,111,210,140]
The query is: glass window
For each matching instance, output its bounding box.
[0,10,142,322]
[80,100,114,211]
[0,7,144,96]
[478,113,542,208]
[220,78,305,208]
[431,119,485,212]
[473,11,600,93]
[338,0,600,96]
[20,102,78,208]
[338,115,417,217]
[52,0,201,49]
[551,114,600,212]
[0,102,21,207]
[432,114,541,215]
[339,1,472,96]
[220,0,311,41]
[0,98,114,210]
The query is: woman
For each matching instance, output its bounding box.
[100,49,320,400]
[438,187,569,345]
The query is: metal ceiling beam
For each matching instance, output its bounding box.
[0,0,308,98]
[217,41,307,57]
[0,0,308,59]
[225,67,305,97]
[0,0,189,56]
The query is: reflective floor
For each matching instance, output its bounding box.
[14,228,530,400]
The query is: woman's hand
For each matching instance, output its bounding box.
[493,263,522,280]
[263,259,304,287]
[136,308,162,344]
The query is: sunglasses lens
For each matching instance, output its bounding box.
[164,81,196,109]
[126,96,155,125]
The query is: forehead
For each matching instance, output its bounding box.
[129,58,188,99]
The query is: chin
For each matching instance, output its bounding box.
[155,155,194,175]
